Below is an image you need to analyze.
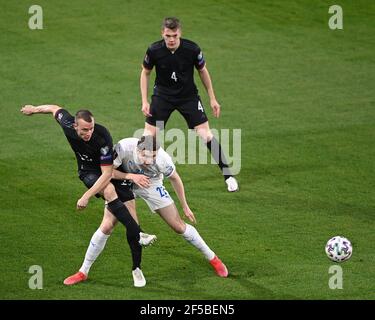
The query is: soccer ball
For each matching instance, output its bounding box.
[325,236,353,262]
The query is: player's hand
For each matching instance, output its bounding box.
[183,206,197,224]
[210,99,221,118]
[132,174,150,188]
[141,102,152,117]
[77,196,89,210]
[20,105,35,115]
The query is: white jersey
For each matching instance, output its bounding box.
[113,138,175,182]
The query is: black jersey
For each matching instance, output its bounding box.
[54,109,114,173]
[143,38,206,98]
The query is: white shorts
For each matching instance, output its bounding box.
[133,181,174,212]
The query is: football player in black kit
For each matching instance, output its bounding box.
[140,17,239,192]
[20,104,154,287]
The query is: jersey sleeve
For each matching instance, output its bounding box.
[99,128,114,167]
[113,143,124,168]
[142,47,154,70]
[54,108,75,129]
[159,149,176,178]
[194,46,206,70]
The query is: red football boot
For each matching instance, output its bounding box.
[209,256,229,278]
[63,271,88,286]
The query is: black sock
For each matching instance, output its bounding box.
[107,198,142,270]
[127,234,142,270]
[206,137,232,180]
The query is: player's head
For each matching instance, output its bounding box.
[136,135,160,166]
[161,17,181,51]
[74,110,94,142]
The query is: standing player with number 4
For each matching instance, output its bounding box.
[140,17,239,192]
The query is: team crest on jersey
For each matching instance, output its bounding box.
[57,113,63,122]
[100,146,110,155]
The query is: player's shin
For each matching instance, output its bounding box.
[182,224,215,260]
[127,234,143,270]
[107,198,142,270]
[79,228,110,275]
[206,137,232,180]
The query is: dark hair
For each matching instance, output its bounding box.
[137,135,160,152]
[75,110,93,123]
[162,17,181,30]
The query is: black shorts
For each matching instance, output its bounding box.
[78,171,135,203]
[146,95,209,129]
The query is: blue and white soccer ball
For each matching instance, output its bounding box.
[325,236,353,262]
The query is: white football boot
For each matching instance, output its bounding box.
[225,176,239,192]
[132,267,146,287]
[139,232,157,247]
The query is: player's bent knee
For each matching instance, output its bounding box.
[100,227,113,235]
[102,184,117,202]
[174,221,186,234]
[195,128,213,143]
[100,218,117,234]
[144,123,157,136]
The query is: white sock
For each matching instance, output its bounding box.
[182,224,215,260]
[79,228,110,275]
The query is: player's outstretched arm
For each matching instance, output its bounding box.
[168,171,196,224]
[198,67,221,118]
[20,104,62,117]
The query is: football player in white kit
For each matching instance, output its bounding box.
[64,135,228,287]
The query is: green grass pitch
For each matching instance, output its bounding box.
[0,0,374,300]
